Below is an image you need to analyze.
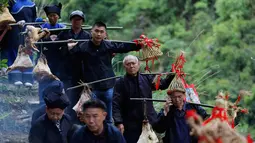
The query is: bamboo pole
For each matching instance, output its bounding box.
[33,39,136,44]
[130,98,214,108]
[20,26,123,35]
[9,22,45,26]
[66,72,178,91]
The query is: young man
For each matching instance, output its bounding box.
[112,55,175,143]
[68,22,142,123]
[152,79,209,143]
[71,99,126,143]
[29,84,72,143]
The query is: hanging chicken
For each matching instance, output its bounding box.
[32,54,59,81]
[137,122,159,143]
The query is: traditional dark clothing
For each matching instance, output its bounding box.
[112,73,174,143]
[71,122,126,143]
[70,39,141,123]
[29,83,72,143]
[152,102,209,143]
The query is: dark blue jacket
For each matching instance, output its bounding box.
[56,29,91,83]
[40,23,65,75]
[113,73,175,128]
[71,123,126,143]
[29,114,73,143]
[69,40,141,90]
[152,103,209,143]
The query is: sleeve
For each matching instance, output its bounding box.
[116,130,127,143]
[112,78,124,125]
[107,41,141,54]
[29,123,45,143]
[149,73,175,90]
[152,109,171,133]
[196,106,210,120]
[32,6,37,22]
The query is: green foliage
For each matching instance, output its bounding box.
[0,59,7,68]
[3,0,252,138]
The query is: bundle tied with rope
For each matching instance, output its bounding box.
[185,90,253,143]
[6,45,33,73]
[134,34,163,72]
[0,2,15,41]
[0,3,15,30]
[32,53,59,82]
[73,82,92,113]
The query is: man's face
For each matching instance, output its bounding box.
[83,108,106,133]
[46,107,64,121]
[91,26,107,43]
[170,91,185,109]
[71,16,83,29]
[47,13,59,25]
[124,58,140,75]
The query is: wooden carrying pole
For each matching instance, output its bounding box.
[130,98,214,108]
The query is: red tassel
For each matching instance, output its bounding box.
[247,134,253,143]
[155,74,162,90]
[235,95,242,105]
[241,108,249,114]
[185,109,198,120]
[144,60,150,72]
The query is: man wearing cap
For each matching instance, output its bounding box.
[71,99,126,143]
[29,82,73,143]
[152,78,209,143]
[68,22,142,124]
[112,55,175,143]
[55,10,91,120]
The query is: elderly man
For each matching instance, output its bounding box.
[112,55,175,143]
[29,82,72,143]
[152,78,209,143]
[68,22,142,124]
[71,99,126,143]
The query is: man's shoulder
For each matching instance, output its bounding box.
[105,123,122,136]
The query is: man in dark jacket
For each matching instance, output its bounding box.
[68,22,142,123]
[29,82,72,143]
[112,55,175,143]
[56,10,91,120]
[152,78,209,143]
[31,79,65,125]
[71,99,126,143]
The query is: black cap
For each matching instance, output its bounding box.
[69,10,85,21]
[43,3,62,18]
[43,80,69,109]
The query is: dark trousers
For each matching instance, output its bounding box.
[124,125,142,143]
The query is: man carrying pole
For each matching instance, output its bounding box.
[67,22,142,124]
[112,55,175,143]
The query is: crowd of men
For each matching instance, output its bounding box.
[0,1,210,143]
